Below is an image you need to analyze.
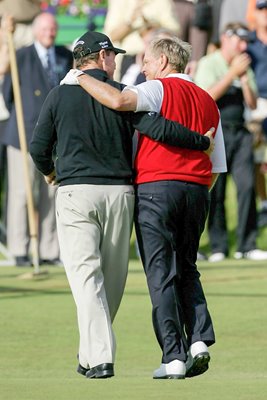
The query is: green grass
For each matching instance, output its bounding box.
[1,258,267,400]
[1,176,267,399]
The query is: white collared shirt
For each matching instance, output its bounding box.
[34,41,56,69]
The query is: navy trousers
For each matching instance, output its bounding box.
[208,127,257,254]
[135,180,215,364]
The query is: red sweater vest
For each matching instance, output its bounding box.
[134,77,220,186]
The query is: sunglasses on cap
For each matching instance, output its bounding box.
[224,28,250,41]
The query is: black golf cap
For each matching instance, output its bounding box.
[73,31,126,59]
[256,0,267,9]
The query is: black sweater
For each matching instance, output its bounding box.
[30,69,210,186]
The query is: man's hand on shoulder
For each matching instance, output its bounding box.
[204,127,215,157]
[60,69,85,85]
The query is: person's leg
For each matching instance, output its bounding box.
[135,181,188,364]
[255,162,267,201]
[180,183,215,347]
[100,185,135,323]
[189,26,209,64]
[208,172,228,256]
[246,100,267,226]
[208,126,234,259]
[6,146,31,259]
[56,185,115,370]
[0,138,7,243]
[180,182,214,377]
[172,0,192,41]
[231,129,257,253]
[255,161,267,227]
[136,181,214,378]
[173,1,209,77]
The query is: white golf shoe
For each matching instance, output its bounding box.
[153,359,186,379]
[185,341,210,378]
[244,249,267,260]
[234,249,267,261]
[208,252,226,262]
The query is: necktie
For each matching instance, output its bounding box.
[46,51,57,87]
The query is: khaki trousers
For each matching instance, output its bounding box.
[56,184,135,369]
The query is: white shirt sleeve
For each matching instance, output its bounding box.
[123,80,164,112]
[211,118,227,173]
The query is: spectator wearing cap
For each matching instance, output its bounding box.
[195,22,267,262]
[246,0,267,228]
[30,30,214,378]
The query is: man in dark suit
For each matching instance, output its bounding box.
[2,12,73,266]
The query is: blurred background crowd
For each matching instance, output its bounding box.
[0,0,267,266]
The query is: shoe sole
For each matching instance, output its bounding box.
[77,366,89,376]
[153,374,185,380]
[186,353,210,378]
[86,370,114,379]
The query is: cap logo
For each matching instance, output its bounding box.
[75,40,85,46]
[99,40,109,49]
